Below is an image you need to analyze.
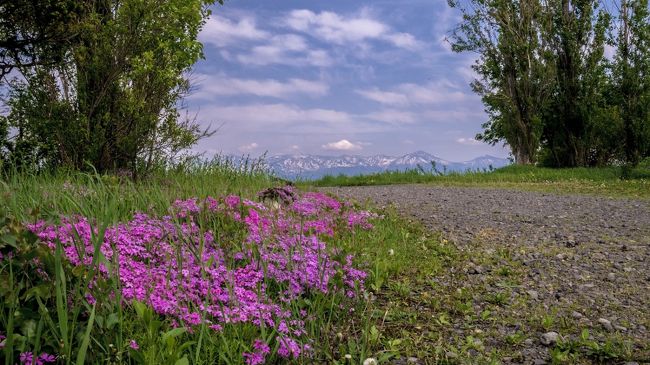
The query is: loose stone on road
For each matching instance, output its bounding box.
[323,185,650,363]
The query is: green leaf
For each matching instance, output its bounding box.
[106,312,120,329]
[128,348,145,364]
[75,303,96,365]
[1,234,17,248]
[175,356,189,365]
[20,319,38,341]
[133,301,147,319]
[162,327,187,344]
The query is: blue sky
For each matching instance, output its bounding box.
[188,0,511,161]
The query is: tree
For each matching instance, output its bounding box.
[448,0,555,164]
[1,0,222,176]
[0,0,80,80]
[541,0,611,167]
[610,0,650,165]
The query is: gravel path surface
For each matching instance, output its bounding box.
[323,185,650,364]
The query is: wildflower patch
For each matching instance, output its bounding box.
[27,187,373,362]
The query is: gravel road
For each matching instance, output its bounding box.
[322,185,650,363]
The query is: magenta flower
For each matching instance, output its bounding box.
[19,352,33,365]
[129,340,139,350]
[243,351,265,365]
[253,339,271,355]
[28,188,372,359]
[38,353,56,364]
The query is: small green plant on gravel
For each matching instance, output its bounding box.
[505,331,526,345]
[582,334,630,363]
[485,291,508,306]
[496,266,513,277]
[551,329,633,364]
[541,314,556,330]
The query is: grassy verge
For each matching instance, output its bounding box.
[308,165,650,199]
[1,163,645,364]
[1,165,380,364]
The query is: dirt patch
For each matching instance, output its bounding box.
[323,185,650,364]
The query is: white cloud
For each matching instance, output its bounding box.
[385,33,419,49]
[356,80,471,106]
[285,9,420,50]
[604,44,616,61]
[238,142,259,152]
[200,15,269,47]
[322,139,363,151]
[456,137,482,146]
[356,88,409,106]
[365,109,416,124]
[191,74,329,99]
[439,35,453,53]
[456,64,479,83]
[202,103,353,125]
[236,34,333,67]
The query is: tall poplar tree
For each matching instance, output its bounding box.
[542,0,610,167]
[611,0,650,165]
[448,0,555,164]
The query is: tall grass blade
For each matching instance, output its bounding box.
[75,303,96,365]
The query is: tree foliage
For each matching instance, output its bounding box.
[449,0,650,167]
[0,0,222,176]
[0,0,80,78]
[449,0,555,164]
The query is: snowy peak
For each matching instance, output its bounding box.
[265,152,510,179]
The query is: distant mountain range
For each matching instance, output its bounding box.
[265,151,510,180]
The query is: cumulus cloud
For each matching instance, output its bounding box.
[322,139,363,151]
[456,137,482,146]
[285,9,420,50]
[190,74,329,99]
[238,142,259,152]
[200,15,269,47]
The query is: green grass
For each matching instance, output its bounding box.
[2,160,646,364]
[308,164,650,199]
[0,162,452,364]
[0,161,274,223]
[0,162,280,365]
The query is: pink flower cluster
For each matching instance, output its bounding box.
[19,352,56,365]
[28,188,373,362]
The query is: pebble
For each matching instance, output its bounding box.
[598,318,614,331]
[571,311,583,319]
[524,338,534,346]
[469,265,485,274]
[607,272,616,281]
[527,290,539,300]
[614,325,628,332]
[540,332,559,346]
[445,351,458,359]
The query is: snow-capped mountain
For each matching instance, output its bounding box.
[266,151,510,180]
